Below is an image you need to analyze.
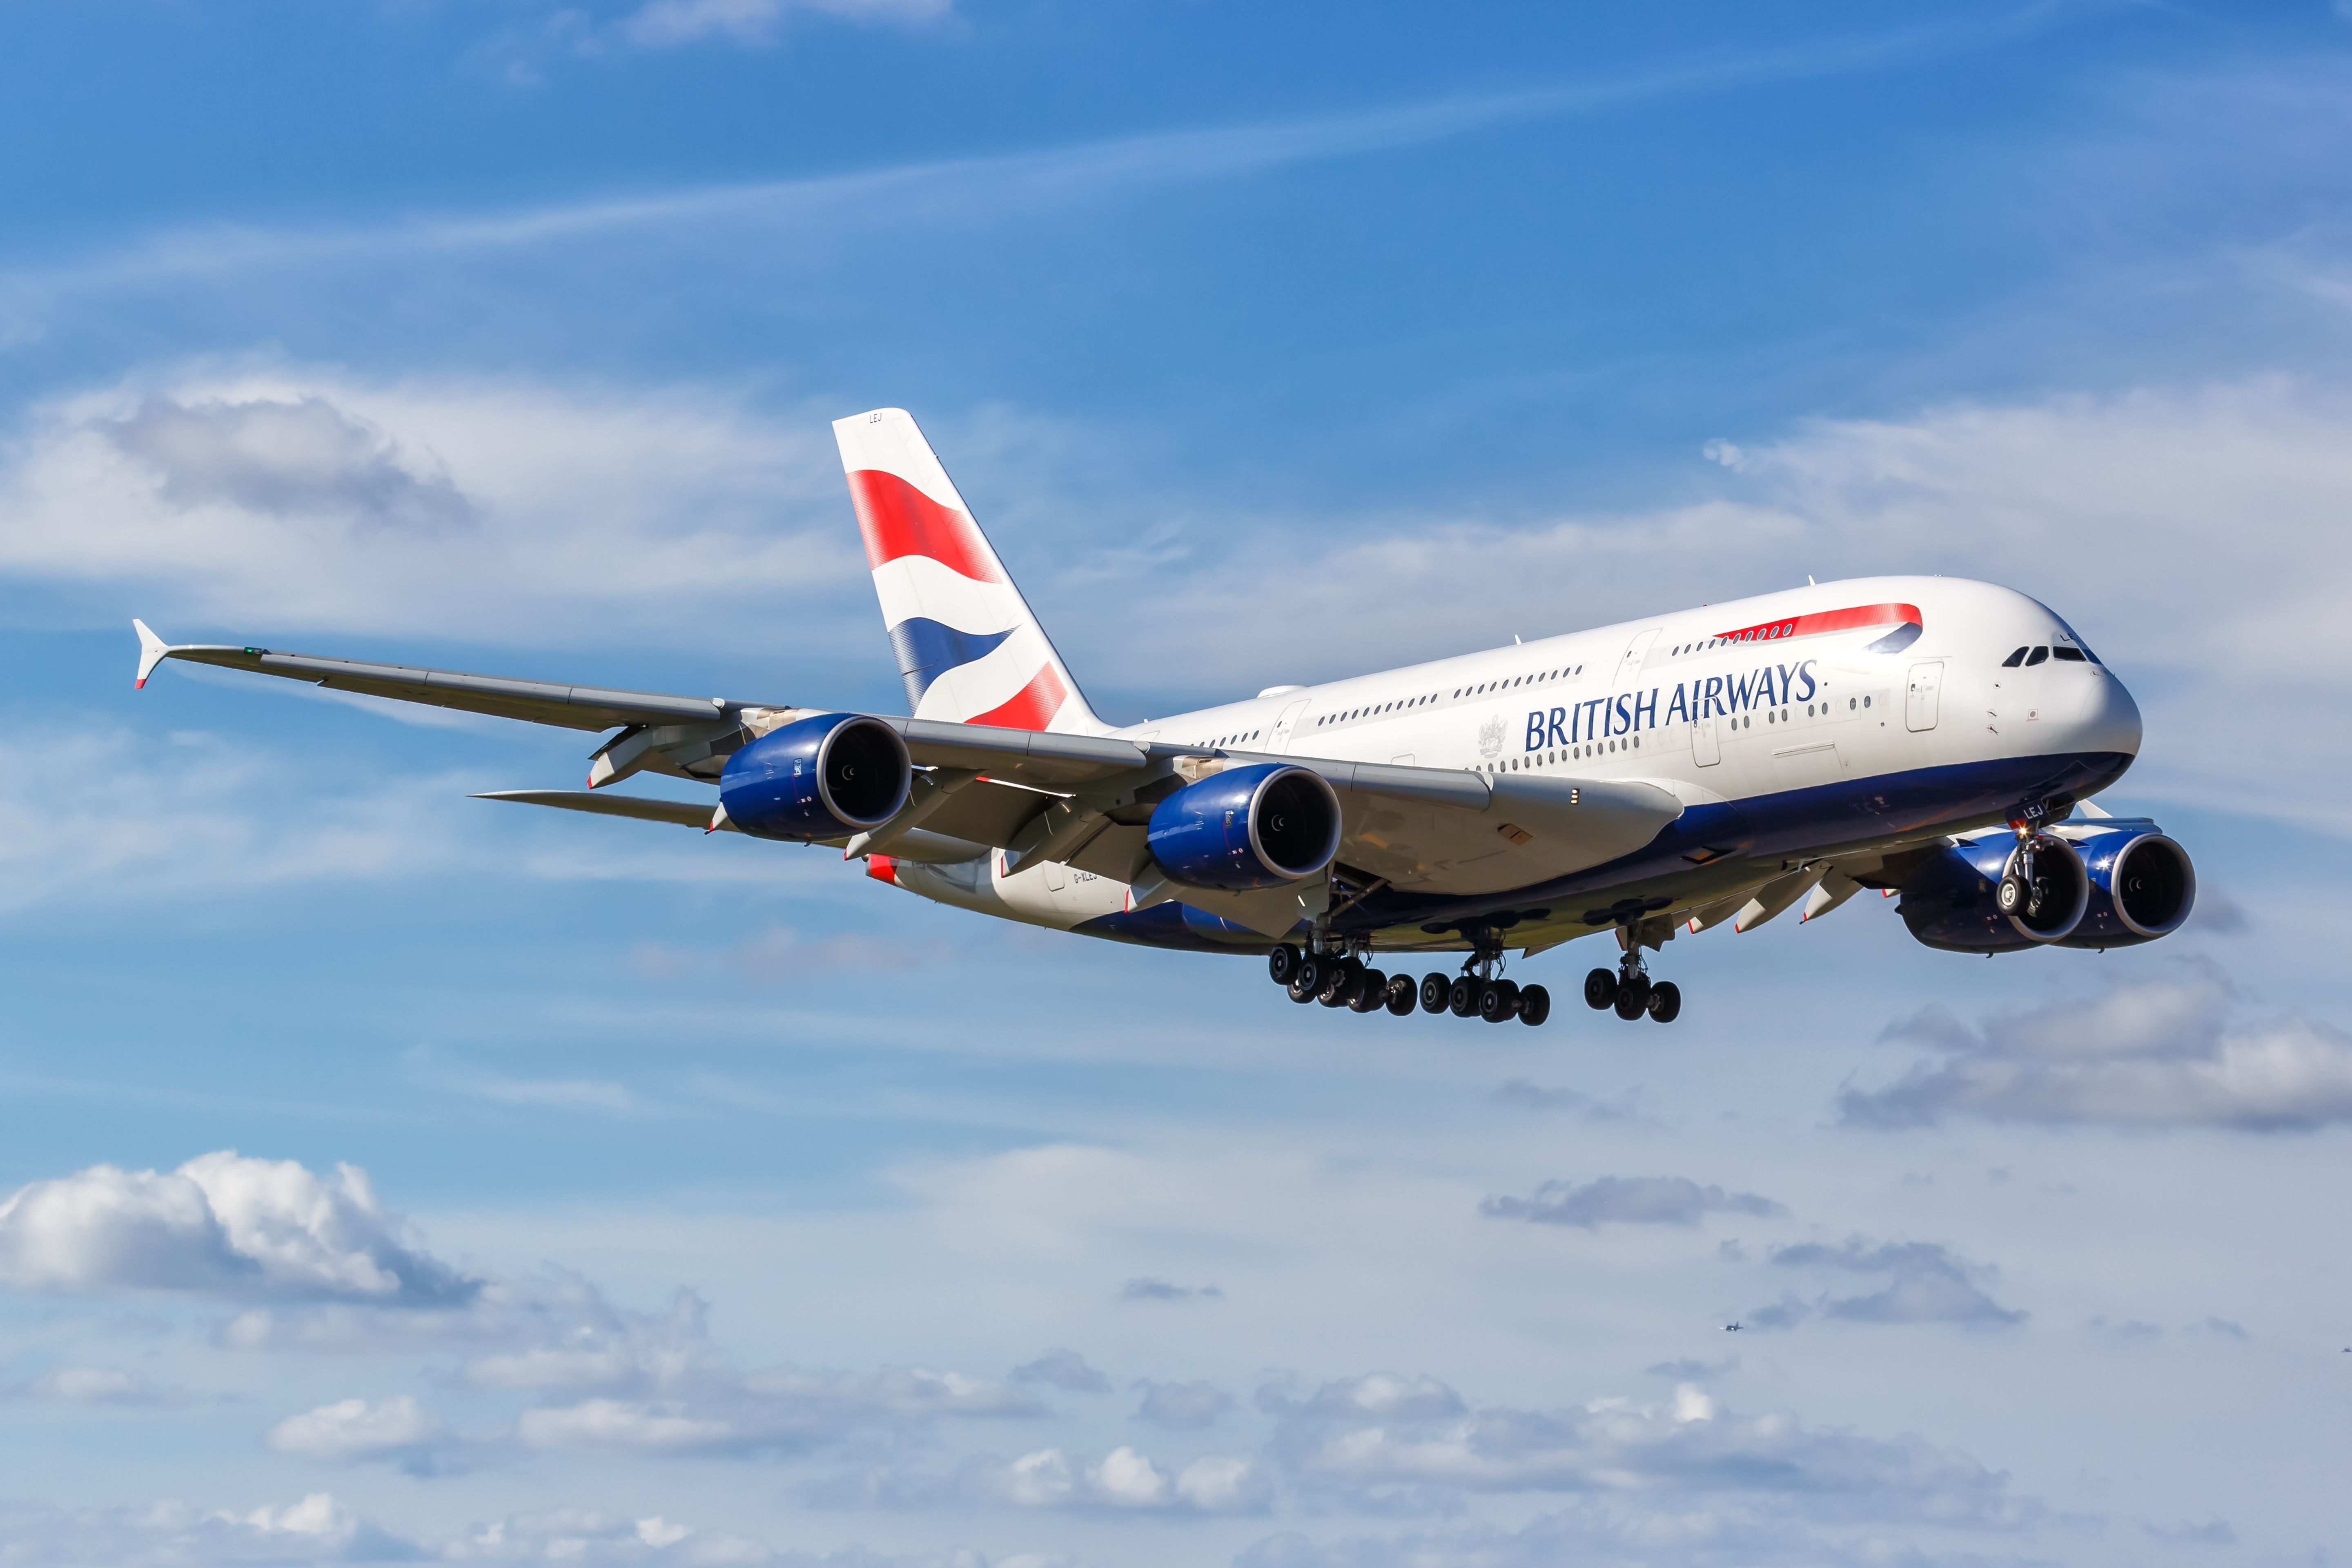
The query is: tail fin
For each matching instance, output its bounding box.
[833,408,1107,735]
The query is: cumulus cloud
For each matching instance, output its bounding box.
[1133,1379,1234,1429]
[826,1444,1270,1515]
[1841,964,2352,1131]
[264,1395,461,1476]
[1481,1176,1785,1229]
[1011,1348,1109,1394]
[1755,1239,2025,1329]
[0,1151,476,1305]
[0,365,863,652]
[106,392,474,530]
[1261,1372,2033,1526]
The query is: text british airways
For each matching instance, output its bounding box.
[1523,659,1821,750]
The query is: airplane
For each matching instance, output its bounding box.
[1724,1323,1743,1333]
[129,407,2193,1027]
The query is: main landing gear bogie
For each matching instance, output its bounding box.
[1268,945,1550,1026]
[1584,966,1681,1024]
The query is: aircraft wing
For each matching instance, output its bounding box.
[132,623,1682,901]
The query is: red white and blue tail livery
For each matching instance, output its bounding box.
[130,408,2195,1028]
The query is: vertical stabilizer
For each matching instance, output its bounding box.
[833,408,1107,735]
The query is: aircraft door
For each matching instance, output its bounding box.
[1615,628,1662,687]
[1269,699,1312,752]
[1692,715,1722,766]
[1906,662,1943,732]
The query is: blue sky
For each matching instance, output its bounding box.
[5,2,2352,1564]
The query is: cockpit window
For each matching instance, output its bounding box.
[2002,647,2028,667]
[2051,646,2087,662]
[2025,646,2050,666]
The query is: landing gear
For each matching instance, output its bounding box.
[1589,945,1681,1025]
[1263,944,1559,1027]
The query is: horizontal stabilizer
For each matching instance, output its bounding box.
[474,790,741,833]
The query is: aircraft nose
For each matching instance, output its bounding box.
[2075,664,2143,759]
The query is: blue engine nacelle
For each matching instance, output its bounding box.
[717,713,911,842]
[2057,827,2196,949]
[1897,823,2197,953]
[1145,763,1342,891]
[1898,835,2090,953]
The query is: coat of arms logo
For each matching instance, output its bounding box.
[1477,713,1506,760]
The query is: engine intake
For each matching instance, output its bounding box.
[1146,764,1342,891]
[2061,830,2196,949]
[717,713,911,842]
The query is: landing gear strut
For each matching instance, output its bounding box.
[1583,933,1680,1024]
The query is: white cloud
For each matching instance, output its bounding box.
[6,1364,180,1405]
[0,364,863,653]
[265,1395,459,1474]
[856,1443,1270,1515]
[1842,963,2352,1130]
[1481,1175,1785,1229]
[0,1150,476,1305]
[1261,1373,2034,1526]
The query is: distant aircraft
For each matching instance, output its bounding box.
[1724,1323,1743,1333]
[132,408,2194,1025]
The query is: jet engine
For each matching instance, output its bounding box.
[1897,835,2090,953]
[1898,822,2198,953]
[1145,763,1342,891]
[717,713,911,842]
[2062,829,2196,949]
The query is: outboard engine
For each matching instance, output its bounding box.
[1898,835,2090,953]
[1146,764,1342,891]
[2058,827,2196,949]
[718,713,911,842]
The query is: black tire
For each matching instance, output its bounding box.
[1997,875,2025,915]
[1448,976,1480,1018]
[1420,973,1451,1013]
[1584,968,1618,1010]
[1646,980,1681,1023]
[1518,984,1551,1026]
[1613,976,1649,1021]
[1287,974,1316,1004]
[1386,975,1418,1016]
[1479,979,1519,1023]
[1294,952,1327,997]
[1319,958,1363,1007]
[1349,969,1388,1013]
[1267,944,1301,985]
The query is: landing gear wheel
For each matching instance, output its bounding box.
[1997,875,2026,915]
[1613,975,1650,1021]
[1585,969,1619,1011]
[1319,958,1361,1008]
[1518,984,1551,1026]
[1267,944,1301,985]
[1419,973,1451,1014]
[1294,951,1328,998]
[1287,975,1316,1004]
[1645,981,1681,1023]
[1385,974,1418,1016]
[1479,979,1520,1023]
[1348,969,1389,1013]
[1448,976,1480,1018]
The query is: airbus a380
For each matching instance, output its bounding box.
[131,408,2194,1027]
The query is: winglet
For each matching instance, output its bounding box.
[132,619,172,689]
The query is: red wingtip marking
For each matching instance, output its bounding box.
[866,855,898,885]
[134,677,147,690]
[846,469,1003,584]
[966,665,1069,733]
